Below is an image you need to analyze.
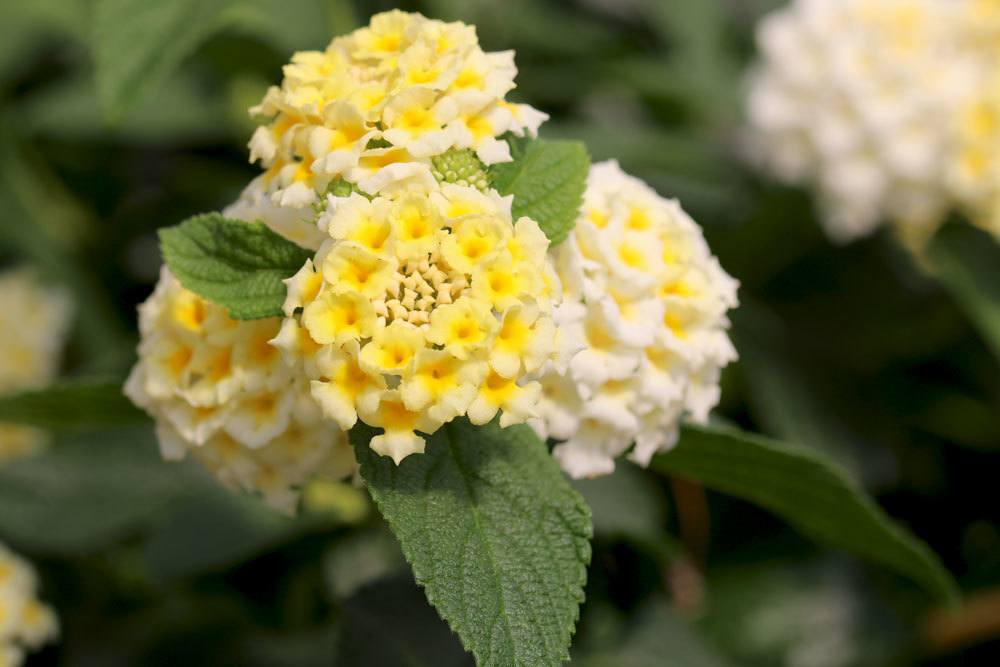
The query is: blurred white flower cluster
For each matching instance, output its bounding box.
[0,543,58,666]
[0,270,72,465]
[746,0,999,247]
[532,161,738,478]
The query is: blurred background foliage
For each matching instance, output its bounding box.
[0,0,997,664]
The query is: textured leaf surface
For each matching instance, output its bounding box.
[0,378,146,429]
[653,424,958,604]
[489,136,589,245]
[928,221,1000,362]
[160,213,311,319]
[351,419,592,667]
[92,0,336,120]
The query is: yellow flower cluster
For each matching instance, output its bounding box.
[247,10,546,211]
[125,268,354,513]
[0,270,71,465]
[0,543,58,666]
[274,182,558,463]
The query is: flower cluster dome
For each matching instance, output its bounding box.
[125,268,354,513]
[0,543,58,666]
[745,0,977,245]
[238,10,546,248]
[531,161,738,478]
[274,182,559,464]
[0,269,72,465]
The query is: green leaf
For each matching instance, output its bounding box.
[578,596,733,667]
[143,489,338,580]
[0,379,146,429]
[0,425,205,554]
[351,419,592,667]
[335,575,470,667]
[488,136,589,245]
[652,424,958,604]
[159,213,311,320]
[92,0,338,120]
[928,221,1000,363]
[571,462,675,563]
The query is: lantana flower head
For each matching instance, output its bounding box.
[0,543,58,666]
[242,9,546,238]
[125,267,354,513]
[273,181,559,464]
[0,269,72,465]
[530,161,738,478]
[745,0,978,245]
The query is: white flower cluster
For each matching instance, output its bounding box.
[0,269,72,465]
[0,543,58,666]
[125,268,354,513]
[532,161,738,478]
[745,0,1000,247]
[236,10,547,249]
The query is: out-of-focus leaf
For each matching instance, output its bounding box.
[92,0,333,120]
[0,0,87,35]
[652,424,959,604]
[159,213,311,320]
[335,574,472,666]
[239,626,342,667]
[572,462,674,561]
[698,558,908,667]
[143,490,337,580]
[0,425,205,554]
[425,0,613,58]
[324,527,407,600]
[928,221,1000,363]
[0,124,134,374]
[642,1,741,125]
[732,304,872,481]
[545,122,726,184]
[578,596,732,667]
[0,0,87,76]
[21,73,232,142]
[0,378,145,429]
[351,419,592,667]
[488,136,589,245]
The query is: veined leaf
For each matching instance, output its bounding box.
[159,213,311,320]
[928,221,1000,363]
[351,419,592,667]
[652,424,958,604]
[489,136,589,245]
[0,378,146,429]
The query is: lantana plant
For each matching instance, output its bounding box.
[97,10,956,666]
